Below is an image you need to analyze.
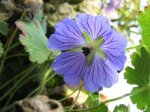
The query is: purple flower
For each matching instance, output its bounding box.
[105,0,122,11]
[48,14,127,92]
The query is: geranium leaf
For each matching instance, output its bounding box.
[138,6,150,52]
[113,104,129,112]
[125,47,150,110]
[16,20,51,64]
[131,87,150,110]
[34,11,47,34]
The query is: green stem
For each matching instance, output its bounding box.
[59,87,80,102]
[0,10,27,74]
[0,65,33,90]
[126,44,142,51]
[65,93,130,112]
[0,103,14,112]
[0,64,37,101]
[46,73,56,82]
[6,71,36,105]
[0,28,17,74]
[38,68,53,94]
[27,73,56,97]
[27,87,40,98]
[66,86,148,112]
[7,42,20,52]
[0,74,56,112]
[5,54,28,60]
[6,69,38,105]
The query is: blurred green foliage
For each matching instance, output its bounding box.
[0,21,9,36]
[45,0,101,26]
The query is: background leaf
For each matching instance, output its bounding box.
[16,20,51,64]
[138,6,150,52]
[131,87,150,110]
[113,104,129,112]
[125,47,150,110]
[0,21,9,36]
[34,11,47,34]
[0,41,4,57]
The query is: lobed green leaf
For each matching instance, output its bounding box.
[113,104,129,112]
[131,87,150,110]
[125,47,150,110]
[138,6,150,52]
[16,20,51,64]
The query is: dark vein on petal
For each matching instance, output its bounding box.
[87,17,93,37]
[54,36,79,43]
[56,53,80,63]
[103,46,117,49]
[91,59,97,85]
[103,40,117,46]
[99,27,109,37]
[92,17,96,39]
[99,58,108,82]
[67,25,83,40]
[56,33,80,40]
[72,55,85,78]
[106,51,124,66]
[79,19,90,33]
[104,34,115,44]
[96,58,101,86]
